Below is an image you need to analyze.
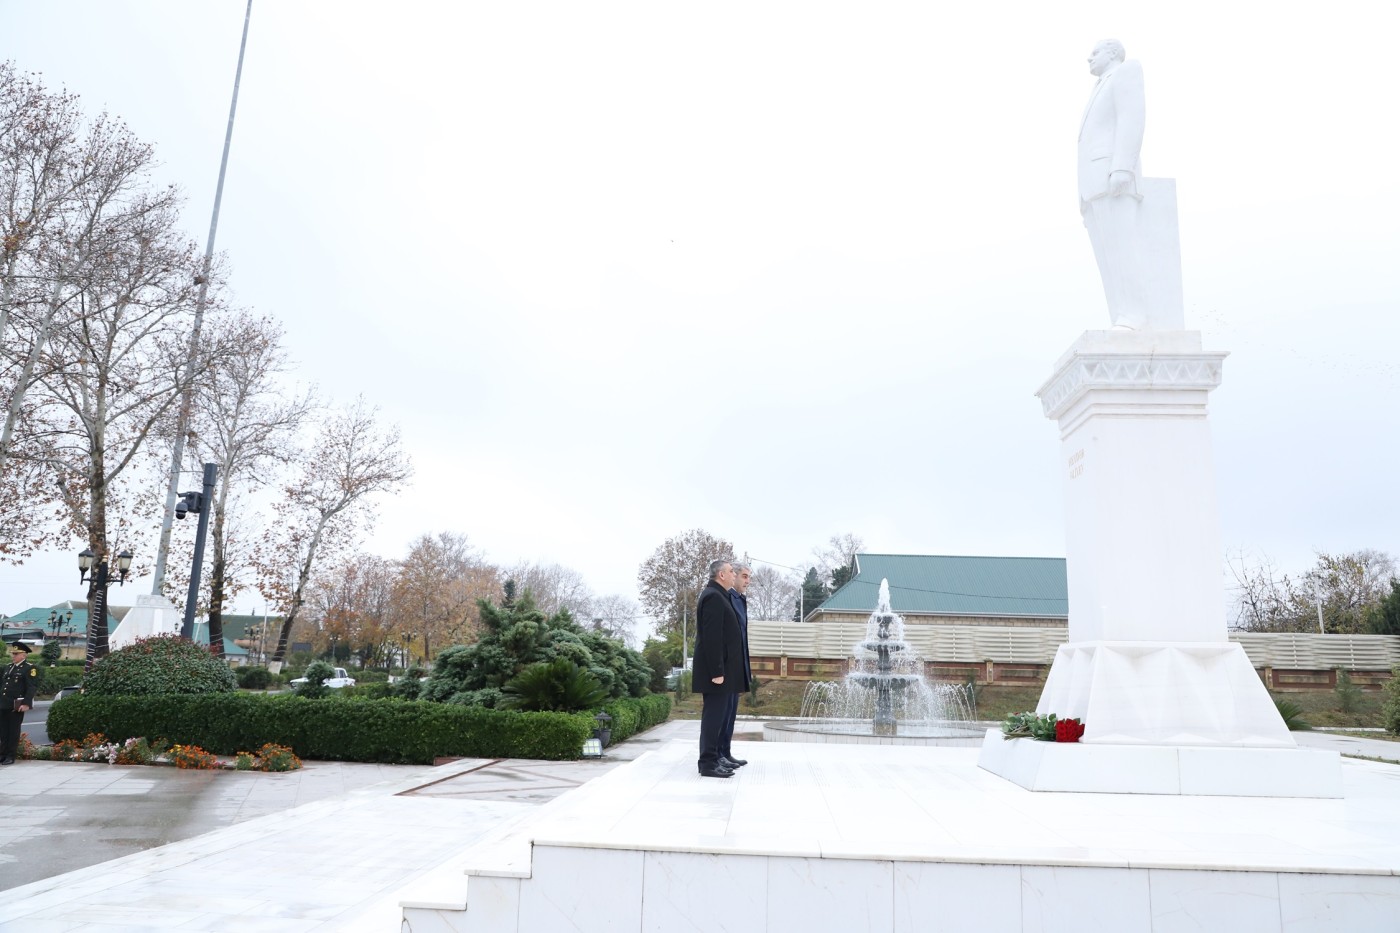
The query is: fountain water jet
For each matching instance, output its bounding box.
[764,579,984,746]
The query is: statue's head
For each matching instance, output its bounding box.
[1088,39,1125,76]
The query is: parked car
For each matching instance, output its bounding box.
[54,684,83,700]
[289,667,356,689]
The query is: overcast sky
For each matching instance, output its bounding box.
[2,2,1397,628]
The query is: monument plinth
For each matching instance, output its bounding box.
[978,330,1343,795]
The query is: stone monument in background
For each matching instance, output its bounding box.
[977,40,1342,796]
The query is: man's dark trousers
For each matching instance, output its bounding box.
[0,709,24,762]
[699,691,731,770]
[718,692,739,761]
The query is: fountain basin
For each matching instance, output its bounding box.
[763,719,987,747]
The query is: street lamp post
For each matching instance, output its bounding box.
[47,609,73,659]
[79,548,133,672]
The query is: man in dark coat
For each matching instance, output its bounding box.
[718,561,753,769]
[0,642,38,765]
[693,558,748,777]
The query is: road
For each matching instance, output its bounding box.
[19,698,49,746]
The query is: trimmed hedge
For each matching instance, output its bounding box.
[36,664,86,697]
[47,693,594,763]
[599,694,671,744]
[46,690,674,763]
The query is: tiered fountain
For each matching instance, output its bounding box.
[763,579,983,746]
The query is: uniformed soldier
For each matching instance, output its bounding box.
[0,641,38,765]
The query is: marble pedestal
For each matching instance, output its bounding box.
[978,331,1341,796]
[109,593,181,650]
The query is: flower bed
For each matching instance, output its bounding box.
[19,732,302,771]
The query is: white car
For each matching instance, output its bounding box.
[290,667,356,689]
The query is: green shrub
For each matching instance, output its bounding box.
[501,659,607,712]
[237,666,275,690]
[1273,696,1311,730]
[47,693,597,763]
[674,669,692,702]
[41,640,62,664]
[448,687,504,708]
[421,595,650,705]
[1383,667,1400,735]
[575,694,671,746]
[37,663,86,696]
[341,682,396,700]
[1335,669,1362,714]
[295,660,336,699]
[84,636,236,696]
[352,670,390,684]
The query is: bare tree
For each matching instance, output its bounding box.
[254,399,412,671]
[587,593,641,647]
[171,311,315,657]
[23,113,209,660]
[1227,549,1310,632]
[746,564,800,621]
[1298,549,1398,634]
[309,551,397,668]
[508,560,594,619]
[637,528,736,641]
[1228,548,1398,634]
[812,532,865,589]
[392,531,498,660]
[1,67,129,560]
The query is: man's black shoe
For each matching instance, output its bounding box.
[698,765,735,778]
[0,758,14,766]
[720,756,748,768]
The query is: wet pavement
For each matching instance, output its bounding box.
[0,720,710,931]
[0,718,1394,930]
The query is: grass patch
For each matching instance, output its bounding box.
[1268,690,1387,729]
[1328,729,1400,743]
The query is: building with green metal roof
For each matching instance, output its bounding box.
[806,553,1068,627]
[0,604,120,659]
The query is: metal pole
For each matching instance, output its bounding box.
[180,463,219,639]
[1317,602,1325,635]
[153,0,254,593]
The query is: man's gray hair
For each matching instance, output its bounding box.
[731,561,751,574]
[1097,38,1125,62]
[707,558,734,580]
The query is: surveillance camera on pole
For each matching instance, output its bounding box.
[179,463,219,640]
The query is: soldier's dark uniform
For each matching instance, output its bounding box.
[0,643,38,764]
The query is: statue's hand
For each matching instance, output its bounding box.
[1108,170,1135,197]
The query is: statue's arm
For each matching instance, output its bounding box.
[1109,60,1146,182]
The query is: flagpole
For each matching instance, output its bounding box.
[152,0,254,595]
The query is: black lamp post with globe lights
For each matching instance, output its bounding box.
[79,548,132,672]
[47,609,73,659]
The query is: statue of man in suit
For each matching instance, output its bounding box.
[1079,39,1165,331]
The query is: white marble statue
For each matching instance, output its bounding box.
[1078,39,1183,331]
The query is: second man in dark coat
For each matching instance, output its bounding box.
[693,559,749,777]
